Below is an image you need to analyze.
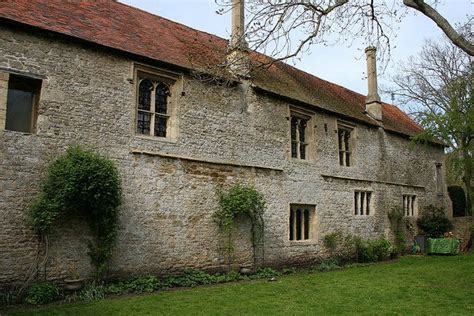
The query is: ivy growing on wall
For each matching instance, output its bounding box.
[30,146,122,279]
[214,184,266,268]
[387,207,406,254]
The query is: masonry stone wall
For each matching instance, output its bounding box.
[0,26,451,285]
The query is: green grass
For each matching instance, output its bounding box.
[7,253,474,315]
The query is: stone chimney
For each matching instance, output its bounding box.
[364,46,382,121]
[227,0,250,78]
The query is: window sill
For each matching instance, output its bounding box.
[288,239,318,246]
[289,158,314,164]
[134,134,178,144]
[2,129,35,135]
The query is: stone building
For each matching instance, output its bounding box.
[0,1,451,285]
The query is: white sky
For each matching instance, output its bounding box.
[120,0,472,100]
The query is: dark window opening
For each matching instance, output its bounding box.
[355,191,371,216]
[289,205,314,241]
[5,74,42,133]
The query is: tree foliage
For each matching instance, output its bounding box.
[389,37,473,212]
[417,205,453,238]
[30,146,122,279]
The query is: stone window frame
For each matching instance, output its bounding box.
[133,64,181,142]
[288,204,317,242]
[402,194,417,217]
[336,120,356,167]
[0,70,43,134]
[354,190,373,216]
[288,106,315,161]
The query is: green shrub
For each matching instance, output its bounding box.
[0,290,18,306]
[30,146,122,279]
[417,205,453,238]
[323,231,343,252]
[249,267,281,279]
[125,276,161,293]
[78,284,106,302]
[355,237,392,263]
[318,259,341,272]
[387,207,406,255]
[24,282,59,305]
[161,270,216,288]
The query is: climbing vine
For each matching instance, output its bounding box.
[30,146,122,279]
[387,206,406,255]
[214,184,266,268]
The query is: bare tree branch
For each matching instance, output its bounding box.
[403,0,474,56]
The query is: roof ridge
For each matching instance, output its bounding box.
[115,1,230,45]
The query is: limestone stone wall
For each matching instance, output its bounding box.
[0,26,450,285]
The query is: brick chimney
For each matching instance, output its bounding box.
[227,0,250,77]
[364,46,382,121]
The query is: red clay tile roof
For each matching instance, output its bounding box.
[0,0,425,139]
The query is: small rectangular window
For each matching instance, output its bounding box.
[5,74,41,133]
[289,204,315,241]
[354,191,372,215]
[403,195,417,216]
[337,124,353,166]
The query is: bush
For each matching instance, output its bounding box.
[249,267,281,279]
[363,238,392,262]
[323,231,343,251]
[317,259,341,272]
[78,284,106,302]
[30,146,122,279]
[24,282,59,305]
[417,205,453,238]
[0,290,18,306]
[124,276,161,293]
[448,186,468,217]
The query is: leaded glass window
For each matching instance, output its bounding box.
[338,125,353,166]
[290,114,309,159]
[137,76,171,137]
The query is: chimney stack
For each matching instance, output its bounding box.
[227,0,250,77]
[364,46,382,121]
[230,0,247,49]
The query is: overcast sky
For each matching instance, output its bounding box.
[120,0,472,101]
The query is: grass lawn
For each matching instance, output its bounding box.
[7,253,474,315]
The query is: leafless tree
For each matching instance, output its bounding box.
[216,0,473,64]
[389,37,473,213]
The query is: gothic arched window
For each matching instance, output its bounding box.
[136,74,173,138]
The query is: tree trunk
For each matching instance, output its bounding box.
[461,145,473,215]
